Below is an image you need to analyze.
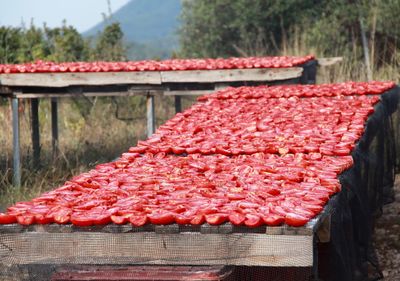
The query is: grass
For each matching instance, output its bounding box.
[0,45,399,209]
[0,95,196,208]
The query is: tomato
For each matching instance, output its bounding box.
[285,213,309,227]
[0,213,17,224]
[228,212,246,226]
[111,215,128,225]
[129,215,148,227]
[262,214,284,226]
[244,214,263,227]
[16,215,35,226]
[148,212,175,225]
[205,213,228,225]
[34,214,53,224]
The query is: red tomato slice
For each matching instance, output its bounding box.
[71,214,94,227]
[0,213,17,224]
[244,214,263,227]
[111,215,128,225]
[190,214,205,225]
[285,213,309,227]
[228,212,245,226]
[148,212,175,225]
[262,214,284,226]
[129,215,148,227]
[16,215,35,226]
[205,213,228,225]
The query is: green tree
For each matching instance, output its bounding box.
[0,27,22,63]
[180,0,320,58]
[44,21,90,62]
[93,22,125,61]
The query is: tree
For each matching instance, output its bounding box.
[0,27,22,63]
[93,22,125,61]
[180,0,320,58]
[44,21,90,62]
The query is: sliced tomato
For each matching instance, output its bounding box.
[129,215,148,227]
[0,213,17,224]
[262,214,284,226]
[205,213,228,225]
[228,212,245,226]
[244,214,263,227]
[148,212,175,225]
[285,213,309,227]
[16,215,35,226]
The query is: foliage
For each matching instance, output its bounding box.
[93,23,125,61]
[180,0,400,68]
[0,21,127,64]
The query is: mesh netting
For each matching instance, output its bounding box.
[316,87,400,281]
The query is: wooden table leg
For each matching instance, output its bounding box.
[146,94,155,138]
[51,98,58,158]
[31,98,40,168]
[175,95,182,113]
[11,96,21,187]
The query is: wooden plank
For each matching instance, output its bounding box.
[317,57,343,67]
[161,68,303,83]
[0,232,313,267]
[13,91,165,99]
[0,72,162,87]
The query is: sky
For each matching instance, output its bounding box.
[0,0,131,32]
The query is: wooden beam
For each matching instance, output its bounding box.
[317,57,343,67]
[0,72,162,87]
[161,68,303,83]
[0,232,313,267]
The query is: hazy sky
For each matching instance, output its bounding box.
[0,0,131,32]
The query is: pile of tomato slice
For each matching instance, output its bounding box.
[138,94,381,157]
[0,55,314,74]
[197,81,396,101]
[1,152,353,227]
[0,81,395,228]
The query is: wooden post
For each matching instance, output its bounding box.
[146,94,155,138]
[31,98,40,168]
[51,98,59,158]
[359,17,373,81]
[174,95,182,113]
[12,96,21,187]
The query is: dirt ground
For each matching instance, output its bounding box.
[373,176,400,280]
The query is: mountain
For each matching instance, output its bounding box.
[84,0,181,59]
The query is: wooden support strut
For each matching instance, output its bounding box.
[11,96,21,187]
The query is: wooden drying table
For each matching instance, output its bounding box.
[0,199,331,281]
[0,61,316,187]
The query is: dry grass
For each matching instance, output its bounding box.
[0,95,197,208]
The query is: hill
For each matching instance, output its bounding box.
[84,0,181,59]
